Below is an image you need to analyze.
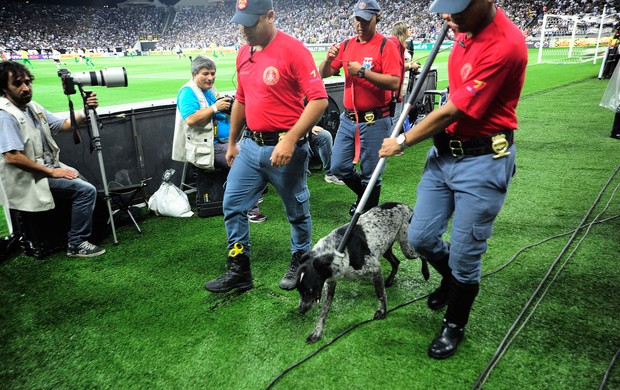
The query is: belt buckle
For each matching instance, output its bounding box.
[491,133,511,159]
[348,112,356,121]
[254,132,264,146]
[364,111,375,125]
[449,139,464,157]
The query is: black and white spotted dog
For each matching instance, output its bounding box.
[295,202,429,343]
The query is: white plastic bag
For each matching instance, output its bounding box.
[600,64,620,112]
[148,169,193,218]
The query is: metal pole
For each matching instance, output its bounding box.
[335,22,450,255]
[594,5,607,64]
[537,13,548,64]
[568,16,577,59]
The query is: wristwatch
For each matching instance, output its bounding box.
[357,67,366,78]
[396,133,409,150]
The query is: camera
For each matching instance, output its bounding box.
[58,67,128,95]
[216,95,235,115]
[405,37,415,57]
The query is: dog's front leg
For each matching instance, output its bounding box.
[307,281,336,344]
[372,272,388,320]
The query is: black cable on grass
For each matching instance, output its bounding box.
[264,319,374,390]
[264,294,428,390]
[472,164,620,389]
[264,214,620,389]
[600,348,620,390]
[265,165,620,390]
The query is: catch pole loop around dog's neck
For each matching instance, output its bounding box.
[333,250,345,266]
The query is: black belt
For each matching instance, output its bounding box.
[344,107,390,123]
[243,129,308,147]
[433,130,514,158]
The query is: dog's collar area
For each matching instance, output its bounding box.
[333,251,344,266]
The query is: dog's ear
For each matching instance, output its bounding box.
[312,254,334,279]
[346,225,370,270]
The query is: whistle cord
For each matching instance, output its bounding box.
[264,164,620,390]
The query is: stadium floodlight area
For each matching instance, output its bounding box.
[537,9,615,64]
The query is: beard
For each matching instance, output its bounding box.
[7,91,32,108]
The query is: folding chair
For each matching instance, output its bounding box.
[103,180,148,234]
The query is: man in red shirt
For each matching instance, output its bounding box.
[319,0,402,215]
[204,0,328,293]
[380,0,527,359]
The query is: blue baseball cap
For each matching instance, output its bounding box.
[230,0,273,27]
[354,0,381,22]
[429,0,472,13]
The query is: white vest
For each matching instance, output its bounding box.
[0,97,73,212]
[172,80,216,171]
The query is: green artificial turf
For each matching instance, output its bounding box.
[1,53,619,389]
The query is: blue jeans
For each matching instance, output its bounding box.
[223,137,311,258]
[331,113,392,185]
[408,144,516,283]
[309,129,334,176]
[47,177,97,247]
[214,141,259,215]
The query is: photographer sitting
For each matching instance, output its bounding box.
[173,55,266,222]
[0,61,105,257]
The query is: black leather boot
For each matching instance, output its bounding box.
[611,112,620,140]
[341,176,366,216]
[427,254,451,311]
[204,254,253,293]
[428,277,479,360]
[363,184,382,212]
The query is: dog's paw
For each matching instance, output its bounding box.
[373,309,387,320]
[306,332,322,344]
[384,276,395,288]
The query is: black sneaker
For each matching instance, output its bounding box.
[204,255,253,293]
[279,251,304,290]
[67,241,105,258]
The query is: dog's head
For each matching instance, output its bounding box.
[295,252,334,314]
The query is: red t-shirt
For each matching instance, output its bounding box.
[235,30,327,132]
[330,32,402,111]
[447,8,528,138]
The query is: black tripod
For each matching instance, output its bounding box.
[73,86,119,244]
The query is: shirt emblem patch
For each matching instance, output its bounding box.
[362,57,373,70]
[263,66,280,86]
[460,63,472,81]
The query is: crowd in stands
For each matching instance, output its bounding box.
[0,0,617,55]
[0,0,165,53]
